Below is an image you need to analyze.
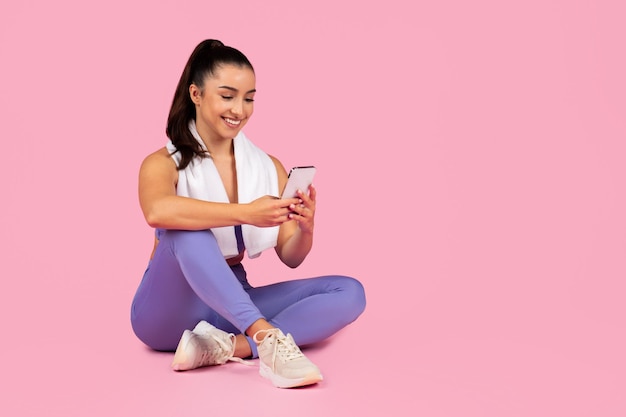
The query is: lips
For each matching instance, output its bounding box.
[223,117,241,127]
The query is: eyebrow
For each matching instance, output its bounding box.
[218,85,256,94]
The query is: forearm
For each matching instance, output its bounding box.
[277,227,313,268]
[144,195,247,230]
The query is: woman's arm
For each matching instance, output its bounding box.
[139,148,296,230]
[271,156,316,268]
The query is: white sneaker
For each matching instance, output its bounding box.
[171,321,248,371]
[254,329,323,388]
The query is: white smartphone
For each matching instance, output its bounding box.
[281,166,316,198]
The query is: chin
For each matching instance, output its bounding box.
[219,129,242,140]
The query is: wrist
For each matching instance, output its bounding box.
[234,203,250,225]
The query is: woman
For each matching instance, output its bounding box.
[130,39,366,389]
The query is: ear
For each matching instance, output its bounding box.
[189,84,202,105]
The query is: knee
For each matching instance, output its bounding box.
[336,275,367,319]
[164,229,220,251]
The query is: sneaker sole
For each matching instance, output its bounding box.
[258,361,323,388]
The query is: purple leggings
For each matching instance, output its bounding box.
[130,229,366,357]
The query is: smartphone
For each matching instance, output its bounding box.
[281,166,316,198]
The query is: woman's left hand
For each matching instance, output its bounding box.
[288,185,316,234]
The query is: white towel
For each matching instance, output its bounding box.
[165,121,279,259]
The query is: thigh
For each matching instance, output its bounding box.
[246,275,360,320]
[246,275,366,346]
[130,229,264,350]
[130,241,217,350]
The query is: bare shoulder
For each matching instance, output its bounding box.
[141,147,176,169]
[268,154,288,179]
[139,147,178,185]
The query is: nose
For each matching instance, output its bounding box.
[231,99,243,116]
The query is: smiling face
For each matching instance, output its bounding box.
[189,64,256,147]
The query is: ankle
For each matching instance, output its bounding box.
[245,319,275,341]
[252,328,282,345]
[233,334,252,358]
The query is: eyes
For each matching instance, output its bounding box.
[220,95,255,103]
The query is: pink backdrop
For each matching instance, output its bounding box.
[1,0,625,416]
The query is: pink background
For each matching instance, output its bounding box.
[1,0,625,415]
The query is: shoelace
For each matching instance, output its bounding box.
[200,333,253,366]
[255,329,305,363]
[274,334,304,362]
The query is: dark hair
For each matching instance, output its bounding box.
[166,39,254,170]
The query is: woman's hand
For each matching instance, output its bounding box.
[247,195,301,227]
[287,185,316,235]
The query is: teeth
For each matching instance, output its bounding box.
[225,118,241,125]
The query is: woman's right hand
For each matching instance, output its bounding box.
[246,195,301,227]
